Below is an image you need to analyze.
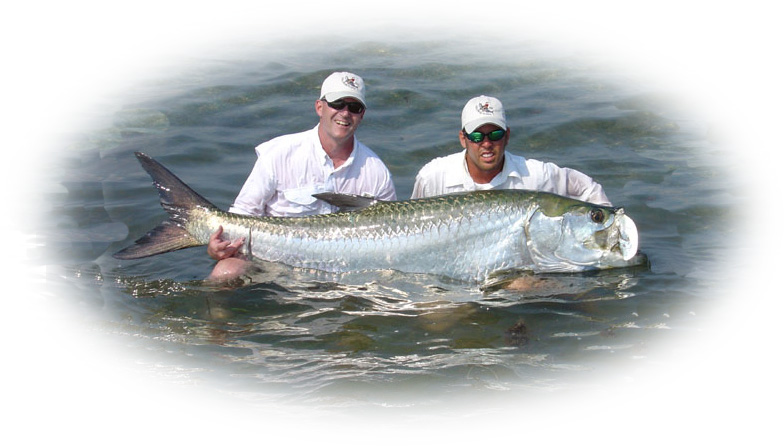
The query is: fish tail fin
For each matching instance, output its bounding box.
[113,152,218,260]
[113,221,202,259]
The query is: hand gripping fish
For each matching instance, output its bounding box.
[114,152,646,284]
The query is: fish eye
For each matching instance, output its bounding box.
[590,209,605,223]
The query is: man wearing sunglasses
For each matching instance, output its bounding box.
[206,71,397,281]
[410,95,611,206]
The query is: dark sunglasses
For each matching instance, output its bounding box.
[463,128,506,143]
[323,98,365,114]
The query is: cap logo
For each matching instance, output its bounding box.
[342,75,360,90]
[475,101,494,115]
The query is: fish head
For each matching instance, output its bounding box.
[526,199,643,272]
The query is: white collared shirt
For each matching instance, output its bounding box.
[229,125,397,216]
[410,150,611,205]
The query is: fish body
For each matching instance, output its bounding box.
[114,153,645,284]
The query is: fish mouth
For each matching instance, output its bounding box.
[616,213,639,261]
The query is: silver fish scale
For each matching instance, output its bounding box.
[209,191,537,282]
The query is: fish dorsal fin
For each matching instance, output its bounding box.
[313,192,380,212]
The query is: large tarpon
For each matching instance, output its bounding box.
[114,152,645,284]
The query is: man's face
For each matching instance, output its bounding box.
[459,123,510,181]
[315,97,365,143]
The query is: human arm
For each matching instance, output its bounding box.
[410,173,428,199]
[228,151,277,215]
[347,146,398,201]
[212,148,273,260]
[410,156,450,199]
[374,171,397,201]
[563,167,611,206]
[543,163,612,206]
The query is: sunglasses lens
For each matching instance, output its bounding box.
[346,102,365,113]
[327,99,346,110]
[325,99,364,114]
[465,129,505,143]
[467,132,484,143]
[488,129,506,141]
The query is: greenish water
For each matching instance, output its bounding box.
[34,38,735,413]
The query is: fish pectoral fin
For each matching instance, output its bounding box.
[312,192,379,211]
[480,269,533,292]
[113,220,202,259]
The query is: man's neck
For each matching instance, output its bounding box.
[467,156,504,184]
[319,132,354,169]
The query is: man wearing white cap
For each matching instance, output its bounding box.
[206,71,397,281]
[411,95,610,205]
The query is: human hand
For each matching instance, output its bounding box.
[207,225,246,260]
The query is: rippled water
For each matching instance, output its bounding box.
[33,37,736,414]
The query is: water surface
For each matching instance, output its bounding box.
[35,37,736,414]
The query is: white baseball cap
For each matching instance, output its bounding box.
[461,95,506,133]
[320,72,367,108]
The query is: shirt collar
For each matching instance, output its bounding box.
[444,150,528,188]
[489,152,528,186]
[311,124,357,171]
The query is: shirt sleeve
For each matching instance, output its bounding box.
[228,152,276,215]
[543,162,612,206]
[354,143,398,201]
[566,167,611,206]
[410,154,456,199]
[411,163,440,199]
[375,174,398,201]
[410,173,427,199]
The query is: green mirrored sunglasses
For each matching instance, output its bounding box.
[463,128,506,143]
